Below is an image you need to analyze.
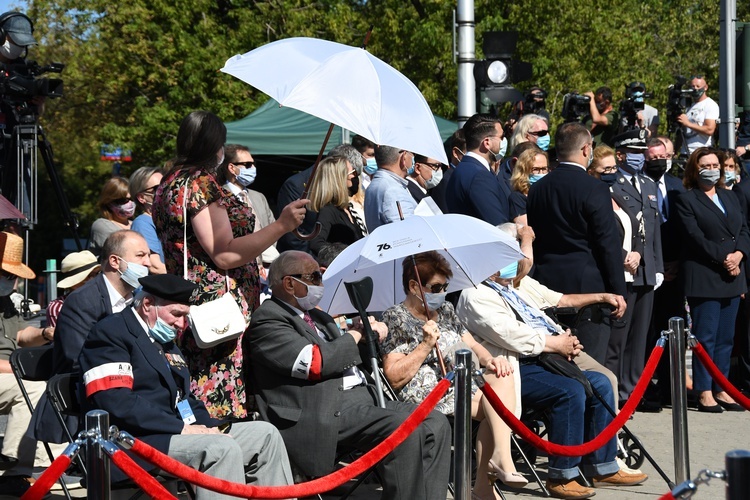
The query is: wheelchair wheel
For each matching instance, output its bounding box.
[619,433,646,470]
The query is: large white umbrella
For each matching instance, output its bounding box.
[321,215,524,315]
[221,37,449,165]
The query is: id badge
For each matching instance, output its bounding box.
[176,399,196,424]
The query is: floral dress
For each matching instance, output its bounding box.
[152,168,260,420]
[381,301,478,414]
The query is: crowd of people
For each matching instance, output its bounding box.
[0,72,747,500]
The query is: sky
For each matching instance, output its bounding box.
[0,1,26,16]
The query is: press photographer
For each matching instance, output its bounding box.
[619,81,658,137]
[583,86,620,147]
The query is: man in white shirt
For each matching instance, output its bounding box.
[677,76,719,154]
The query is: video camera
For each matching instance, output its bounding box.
[666,76,693,135]
[620,82,653,130]
[0,60,64,105]
[561,92,590,123]
[524,88,547,115]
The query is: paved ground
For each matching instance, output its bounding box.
[2,405,744,499]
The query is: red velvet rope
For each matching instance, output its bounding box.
[692,342,750,411]
[128,377,451,499]
[480,345,664,457]
[21,454,71,500]
[109,448,176,500]
[659,491,676,500]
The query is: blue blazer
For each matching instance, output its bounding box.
[445,155,511,225]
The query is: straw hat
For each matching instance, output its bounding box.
[57,250,100,289]
[0,232,35,279]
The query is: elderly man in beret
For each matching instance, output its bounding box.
[79,274,294,499]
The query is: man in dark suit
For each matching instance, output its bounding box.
[29,230,151,444]
[607,132,664,406]
[527,122,627,364]
[445,113,511,225]
[276,165,317,254]
[247,251,451,500]
[430,129,464,214]
[79,274,293,491]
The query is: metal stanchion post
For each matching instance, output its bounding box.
[726,450,750,499]
[86,410,111,500]
[668,317,690,484]
[453,349,472,500]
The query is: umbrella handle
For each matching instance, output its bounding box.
[293,222,322,241]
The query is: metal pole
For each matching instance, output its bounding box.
[669,317,690,483]
[726,450,750,499]
[45,259,57,303]
[453,349,472,500]
[719,0,736,149]
[86,410,111,500]
[456,0,476,126]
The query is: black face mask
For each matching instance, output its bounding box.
[644,159,668,181]
[348,174,360,197]
[600,173,617,187]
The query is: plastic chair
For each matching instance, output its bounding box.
[9,345,74,500]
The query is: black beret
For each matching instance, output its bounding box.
[138,274,198,305]
[613,128,648,150]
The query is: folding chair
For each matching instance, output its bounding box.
[9,345,75,500]
[46,373,195,500]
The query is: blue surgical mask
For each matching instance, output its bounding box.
[423,292,447,311]
[499,261,518,279]
[236,166,257,187]
[529,173,546,185]
[536,134,550,152]
[624,152,645,173]
[424,167,443,189]
[116,256,149,289]
[725,171,737,185]
[499,137,508,158]
[149,306,177,343]
[364,158,378,175]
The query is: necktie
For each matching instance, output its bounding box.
[303,312,316,330]
[631,175,639,192]
[657,187,667,222]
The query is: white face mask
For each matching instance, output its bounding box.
[292,277,324,311]
[0,39,23,60]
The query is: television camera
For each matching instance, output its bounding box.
[561,92,591,123]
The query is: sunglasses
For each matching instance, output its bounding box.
[417,161,442,172]
[232,161,255,168]
[423,282,449,294]
[287,271,323,286]
[112,197,132,205]
[528,129,549,137]
[140,185,158,195]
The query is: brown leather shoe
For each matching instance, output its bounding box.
[593,469,648,487]
[546,479,596,499]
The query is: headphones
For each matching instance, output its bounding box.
[0,12,33,44]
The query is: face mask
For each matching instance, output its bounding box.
[364,157,378,175]
[499,261,518,279]
[110,200,136,219]
[348,174,360,197]
[529,173,546,185]
[422,292,447,311]
[216,151,225,169]
[644,159,668,181]
[600,173,618,187]
[698,168,721,186]
[666,158,673,171]
[149,306,177,343]
[488,136,503,163]
[116,256,149,289]
[0,39,23,60]
[692,88,706,99]
[536,134,550,152]
[625,152,645,173]
[0,276,15,296]
[423,167,443,189]
[498,137,508,158]
[292,278,324,310]
[725,171,737,185]
[407,165,415,176]
[236,166,257,187]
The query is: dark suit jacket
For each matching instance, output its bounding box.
[406,179,428,204]
[675,188,750,298]
[430,166,453,214]
[527,162,627,296]
[661,173,686,262]
[611,171,664,287]
[247,297,363,476]
[445,155,510,225]
[276,166,318,254]
[79,307,217,482]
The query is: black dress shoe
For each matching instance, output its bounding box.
[697,402,723,413]
[636,399,663,413]
[716,399,745,412]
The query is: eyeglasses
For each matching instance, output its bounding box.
[528,129,549,137]
[140,185,158,195]
[417,162,442,172]
[112,197,132,205]
[531,166,549,174]
[287,271,323,286]
[347,169,357,176]
[600,166,618,174]
[423,282,449,294]
[232,161,255,168]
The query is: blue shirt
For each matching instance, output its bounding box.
[131,213,165,262]
[364,169,417,231]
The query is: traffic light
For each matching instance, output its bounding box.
[474,31,533,103]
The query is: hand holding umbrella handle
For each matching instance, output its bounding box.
[294,122,335,241]
[293,222,322,241]
[410,255,448,377]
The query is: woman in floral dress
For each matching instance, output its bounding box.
[152,110,307,420]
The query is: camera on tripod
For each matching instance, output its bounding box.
[666,76,693,135]
[561,92,591,122]
[619,81,653,130]
[0,60,63,106]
